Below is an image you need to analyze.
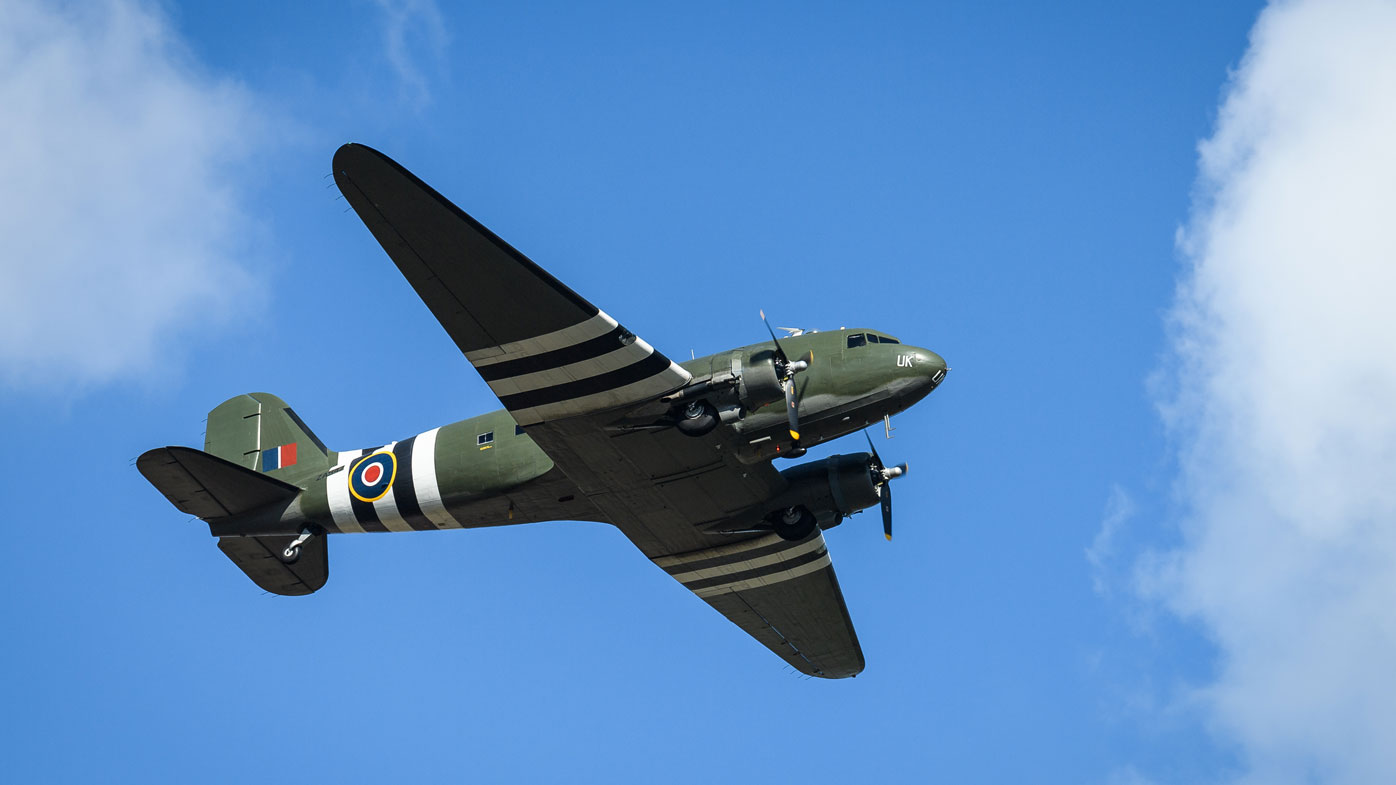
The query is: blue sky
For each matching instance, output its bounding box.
[6,2,1396,783]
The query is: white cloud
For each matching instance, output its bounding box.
[1152,1,1396,782]
[1087,485,1135,597]
[0,0,264,392]
[372,0,447,109]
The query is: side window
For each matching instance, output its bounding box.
[514,425,526,436]
[847,333,867,348]
[477,431,494,446]
[867,334,883,344]
[881,337,900,345]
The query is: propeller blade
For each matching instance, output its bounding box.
[864,430,883,469]
[760,309,790,366]
[784,378,801,442]
[863,430,902,541]
[881,479,893,541]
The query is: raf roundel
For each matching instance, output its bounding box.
[349,451,397,503]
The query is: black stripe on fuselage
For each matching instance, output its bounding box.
[497,352,673,411]
[679,546,829,593]
[475,325,631,381]
[390,437,437,532]
[349,449,388,532]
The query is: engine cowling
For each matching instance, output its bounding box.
[769,452,881,530]
[734,349,785,411]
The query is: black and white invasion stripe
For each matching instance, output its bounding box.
[325,428,463,534]
[652,532,833,599]
[465,311,692,425]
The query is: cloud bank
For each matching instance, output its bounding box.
[0,0,263,391]
[1153,1,1396,782]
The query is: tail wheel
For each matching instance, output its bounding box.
[675,400,719,437]
[772,506,817,541]
[279,545,302,564]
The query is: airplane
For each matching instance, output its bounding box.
[138,144,949,679]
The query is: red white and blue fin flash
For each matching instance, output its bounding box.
[263,443,298,471]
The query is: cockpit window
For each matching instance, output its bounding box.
[852,333,900,346]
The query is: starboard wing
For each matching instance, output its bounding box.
[333,143,691,425]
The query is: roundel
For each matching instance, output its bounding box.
[349,451,397,502]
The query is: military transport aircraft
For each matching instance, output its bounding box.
[138,144,948,678]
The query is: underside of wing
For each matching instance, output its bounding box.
[333,143,690,424]
[653,531,864,678]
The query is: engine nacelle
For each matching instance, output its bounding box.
[770,452,881,529]
[734,349,785,411]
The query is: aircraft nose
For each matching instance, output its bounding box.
[912,348,948,391]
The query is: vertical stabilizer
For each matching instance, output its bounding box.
[205,393,330,488]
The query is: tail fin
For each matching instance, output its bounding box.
[205,393,330,488]
[141,393,333,597]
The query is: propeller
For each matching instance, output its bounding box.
[761,310,813,450]
[865,432,908,541]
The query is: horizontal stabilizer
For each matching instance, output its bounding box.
[218,535,328,596]
[138,446,300,521]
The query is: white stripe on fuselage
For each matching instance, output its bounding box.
[327,450,366,533]
[412,427,462,529]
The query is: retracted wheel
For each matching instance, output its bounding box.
[675,400,719,437]
[771,506,817,541]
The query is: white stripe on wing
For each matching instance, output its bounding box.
[485,340,655,397]
[465,312,617,365]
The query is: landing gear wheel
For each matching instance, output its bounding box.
[675,400,719,437]
[279,527,315,565]
[771,506,817,541]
